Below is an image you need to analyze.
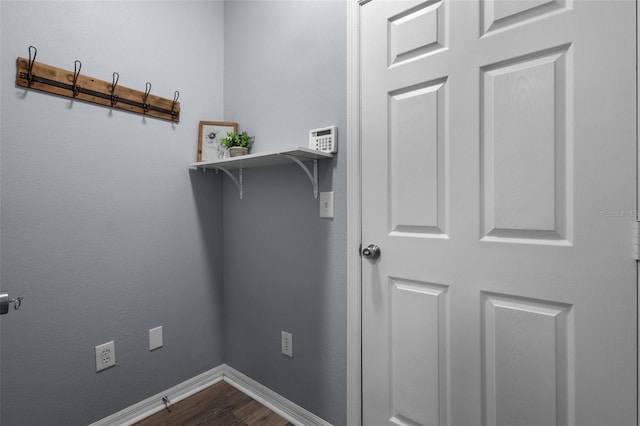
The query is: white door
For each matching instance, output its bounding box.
[361,1,637,425]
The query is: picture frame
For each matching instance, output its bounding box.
[197,121,238,162]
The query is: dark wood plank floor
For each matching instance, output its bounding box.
[133,380,294,426]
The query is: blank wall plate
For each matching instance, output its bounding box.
[319,191,334,218]
[149,326,163,351]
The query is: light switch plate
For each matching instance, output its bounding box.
[319,191,334,218]
[149,326,163,351]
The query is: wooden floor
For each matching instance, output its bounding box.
[133,380,294,426]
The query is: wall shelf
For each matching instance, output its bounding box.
[190,147,333,199]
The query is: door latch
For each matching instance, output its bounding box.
[634,220,640,261]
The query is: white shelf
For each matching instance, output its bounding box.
[190,147,334,199]
[190,147,333,170]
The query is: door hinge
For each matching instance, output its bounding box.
[634,220,640,260]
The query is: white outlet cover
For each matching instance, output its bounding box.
[95,341,116,372]
[149,326,163,351]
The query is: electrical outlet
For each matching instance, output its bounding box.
[95,341,116,372]
[281,331,293,357]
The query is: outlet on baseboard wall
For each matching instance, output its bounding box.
[95,341,116,372]
[281,331,293,357]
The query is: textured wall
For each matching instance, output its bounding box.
[223,1,348,424]
[0,2,225,425]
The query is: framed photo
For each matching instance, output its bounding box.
[198,121,238,162]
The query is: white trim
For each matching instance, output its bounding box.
[346,0,363,425]
[223,365,331,426]
[89,365,225,426]
[636,0,639,423]
[89,364,331,426]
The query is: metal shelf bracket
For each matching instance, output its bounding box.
[283,155,319,198]
[208,166,243,199]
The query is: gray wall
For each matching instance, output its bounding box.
[0,2,225,425]
[223,1,347,425]
[0,1,348,425]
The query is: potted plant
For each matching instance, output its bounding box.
[220,131,253,157]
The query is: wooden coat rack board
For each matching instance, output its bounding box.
[15,47,180,122]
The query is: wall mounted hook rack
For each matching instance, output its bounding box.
[15,46,180,122]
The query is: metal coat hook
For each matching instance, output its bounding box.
[142,81,152,113]
[110,72,119,106]
[171,91,180,120]
[72,60,82,97]
[27,46,37,86]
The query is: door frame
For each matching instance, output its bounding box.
[346,0,362,425]
[346,1,640,425]
[636,0,639,420]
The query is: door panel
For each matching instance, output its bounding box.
[388,0,446,65]
[482,0,570,35]
[481,45,570,242]
[390,79,447,235]
[482,292,573,426]
[361,1,636,425]
[390,279,448,426]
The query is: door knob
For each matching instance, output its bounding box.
[362,244,381,260]
[0,293,24,315]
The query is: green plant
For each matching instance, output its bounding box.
[220,131,253,149]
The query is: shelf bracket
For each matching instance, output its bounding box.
[283,155,318,198]
[205,166,243,199]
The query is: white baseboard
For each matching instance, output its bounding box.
[89,365,225,426]
[223,364,332,426]
[89,364,332,426]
